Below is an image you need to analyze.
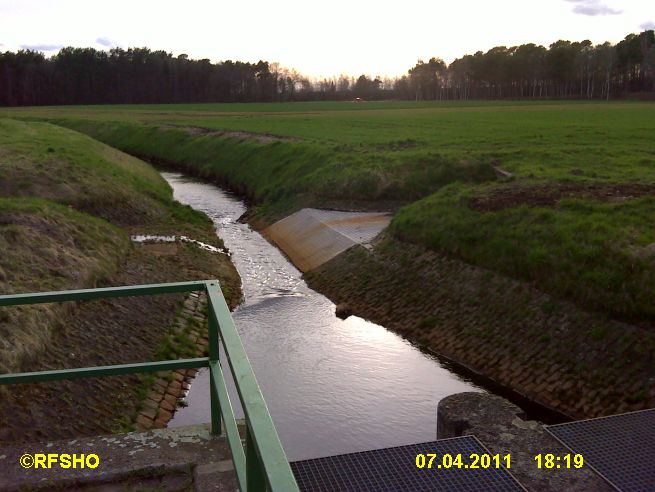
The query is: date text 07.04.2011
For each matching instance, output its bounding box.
[416,453,511,470]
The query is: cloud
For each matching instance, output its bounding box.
[641,21,655,31]
[564,0,622,16]
[96,37,118,48]
[19,44,63,52]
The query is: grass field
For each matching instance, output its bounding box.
[2,100,654,323]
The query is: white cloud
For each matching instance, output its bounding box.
[565,0,622,16]
[19,43,63,52]
[96,36,118,48]
[640,21,655,30]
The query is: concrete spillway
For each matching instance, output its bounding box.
[263,208,391,272]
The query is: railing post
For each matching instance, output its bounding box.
[246,424,267,492]
[207,282,222,436]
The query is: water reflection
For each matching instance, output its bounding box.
[164,172,481,461]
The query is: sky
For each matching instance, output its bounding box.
[0,0,653,78]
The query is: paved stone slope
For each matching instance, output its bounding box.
[305,239,655,419]
[136,291,209,432]
[0,240,240,443]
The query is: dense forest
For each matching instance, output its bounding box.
[1,30,653,106]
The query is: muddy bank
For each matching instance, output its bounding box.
[303,237,655,420]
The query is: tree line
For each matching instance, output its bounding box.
[0,30,653,106]
[396,31,655,101]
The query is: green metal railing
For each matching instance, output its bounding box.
[0,280,299,492]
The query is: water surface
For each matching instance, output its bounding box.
[164,172,481,461]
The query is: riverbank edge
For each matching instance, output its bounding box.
[301,237,654,421]
[135,291,209,431]
[255,219,574,421]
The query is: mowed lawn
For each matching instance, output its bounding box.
[3,101,655,323]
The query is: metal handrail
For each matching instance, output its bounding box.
[0,280,299,492]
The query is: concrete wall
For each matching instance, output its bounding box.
[263,208,390,272]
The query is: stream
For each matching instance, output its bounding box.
[164,172,482,461]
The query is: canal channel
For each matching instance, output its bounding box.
[164,171,482,461]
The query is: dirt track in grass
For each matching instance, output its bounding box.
[469,182,655,212]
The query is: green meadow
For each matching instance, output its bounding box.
[3,100,654,322]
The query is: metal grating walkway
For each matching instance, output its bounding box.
[290,436,526,491]
[546,409,655,492]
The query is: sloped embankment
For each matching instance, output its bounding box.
[0,119,240,442]
[0,198,130,373]
[305,238,655,420]
[46,118,497,221]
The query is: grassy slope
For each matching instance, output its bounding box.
[3,101,655,322]
[0,198,129,372]
[390,184,655,321]
[0,118,232,372]
[0,118,209,232]
[41,118,495,215]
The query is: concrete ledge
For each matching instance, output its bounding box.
[263,208,390,272]
[437,392,612,492]
[0,424,238,491]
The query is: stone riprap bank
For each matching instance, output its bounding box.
[302,238,655,420]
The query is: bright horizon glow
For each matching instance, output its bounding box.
[0,0,653,79]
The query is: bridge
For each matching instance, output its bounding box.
[1,282,653,491]
[0,281,298,491]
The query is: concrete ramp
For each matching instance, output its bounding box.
[263,208,391,272]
